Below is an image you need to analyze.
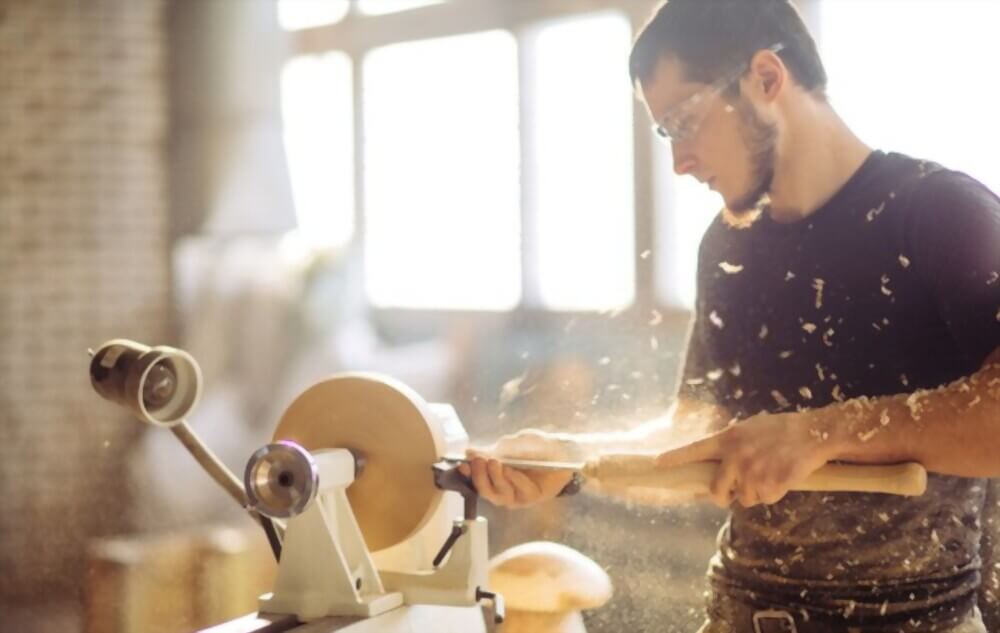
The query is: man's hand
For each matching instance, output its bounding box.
[655,410,839,508]
[458,429,577,508]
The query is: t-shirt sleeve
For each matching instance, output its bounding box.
[907,170,1000,366]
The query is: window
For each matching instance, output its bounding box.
[654,145,721,310]
[526,12,636,311]
[279,0,446,29]
[357,0,445,16]
[819,0,1000,194]
[280,3,645,314]
[362,30,521,310]
[281,52,355,249]
[277,0,349,30]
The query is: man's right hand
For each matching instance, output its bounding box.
[457,429,579,508]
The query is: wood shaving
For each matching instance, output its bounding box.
[815,364,825,381]
[843,601,856,618]
[709,310,724,328]
[802,323,816,333]
[822,328,835,347]
[880,409,890,426]
[906,390,926,420]
[779,350,793,359]
[499,373,529,406]
[799,386,813,400]
[987,271,999,285]
[866,201,886,222]
[880,274,892,296]
[812,278,825,308]
[858,428,878,442]
[706,369,724,381]
[899,254,911,268]
[785,271,796,281]
[759,324,769,339]
[719,261,744,274]
[772,390,791,408]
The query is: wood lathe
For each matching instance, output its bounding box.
[88,339,928,632]
[89,339,500,632]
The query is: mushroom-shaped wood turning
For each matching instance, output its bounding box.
[488,541,613,633]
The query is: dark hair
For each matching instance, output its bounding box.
[629,0,827,96]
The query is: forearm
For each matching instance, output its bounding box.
[816,358,1000,477]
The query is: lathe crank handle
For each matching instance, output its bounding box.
[476,587,504,625]
[432,522,467,568]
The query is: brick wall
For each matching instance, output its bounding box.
[0,0,169,619]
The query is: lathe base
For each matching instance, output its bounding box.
[202,605,489,633]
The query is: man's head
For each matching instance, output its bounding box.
[630,0,826,219]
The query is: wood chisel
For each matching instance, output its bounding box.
[444,454,928,497]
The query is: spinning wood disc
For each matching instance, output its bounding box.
[272,373,446,552]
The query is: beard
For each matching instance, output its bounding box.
[723,97,778,225]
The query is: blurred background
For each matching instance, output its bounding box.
[3,0,1000,631]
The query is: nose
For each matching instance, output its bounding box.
[671,142,697,176]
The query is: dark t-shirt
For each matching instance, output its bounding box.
[681,151,1000,630]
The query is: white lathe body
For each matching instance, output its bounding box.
[87,340,499,633]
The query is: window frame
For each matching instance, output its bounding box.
[284,0,709,336]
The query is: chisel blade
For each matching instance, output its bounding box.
[443,455,584,472]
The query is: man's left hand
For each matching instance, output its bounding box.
[655,410,839,508]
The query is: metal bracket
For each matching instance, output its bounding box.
[432,522,467,568]
[752,610,797,633]
[432,460,479,519]
[476,587,505,624]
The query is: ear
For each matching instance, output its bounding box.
[747,48,785,102]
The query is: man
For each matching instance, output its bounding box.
[461,1,1000,631]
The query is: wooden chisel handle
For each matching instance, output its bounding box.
[582,455,927,497]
